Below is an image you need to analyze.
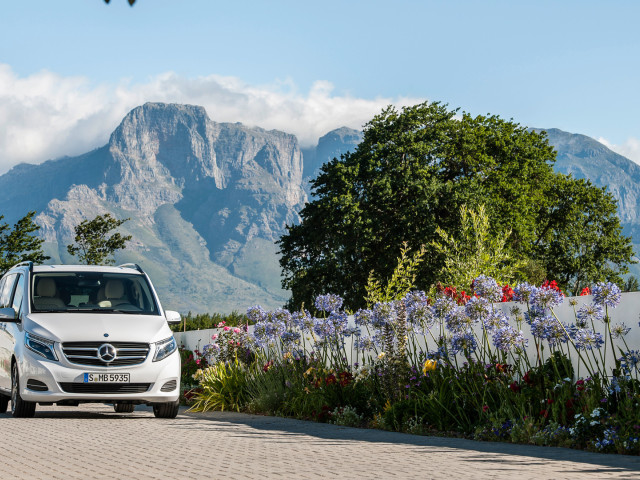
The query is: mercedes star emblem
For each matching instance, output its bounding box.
[98,343,117,363]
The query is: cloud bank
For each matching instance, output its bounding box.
[0,64,422,174]
[597,137,640,166]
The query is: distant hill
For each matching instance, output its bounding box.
[0,104,637,312]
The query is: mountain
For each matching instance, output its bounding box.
[0,103,308,313]
[539,128,640,231]
[301,127,363,197]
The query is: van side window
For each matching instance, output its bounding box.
[0,277,6,307]
[11,274,24,316]
[0,274,16,308]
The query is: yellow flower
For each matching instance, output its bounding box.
[378,352,386,359]
[422,359,437,375]
[304,367,314,377]
[283,351,292,360]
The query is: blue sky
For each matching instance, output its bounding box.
[1,0,639,171]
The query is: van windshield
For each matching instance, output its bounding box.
[31,272,158,315]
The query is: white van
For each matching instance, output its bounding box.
[0,262,181,418]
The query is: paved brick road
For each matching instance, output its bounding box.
[1,403,639,479]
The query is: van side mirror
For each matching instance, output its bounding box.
[0,307,17,322]
[165,310,181,326]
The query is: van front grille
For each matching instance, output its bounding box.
[61,342,149,366]
[59,383,151,394]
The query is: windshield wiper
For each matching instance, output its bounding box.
[65,308,105,312]
[32,309,67,313]
[107,308,142,314]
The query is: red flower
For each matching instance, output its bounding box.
[501,284,514,302]
[579,286,591,296]
[541,280,563,294]
[441,285,471,305]
[523,371,534,385]
[547,398,554,405]
[495,363,509,374]
[325,374,337,386]
[509,381,521,393]
[539,409,549,418]
[482,405,489,413]
[576,379,585,392]
[263,360,273,372]
[338,371,353,387]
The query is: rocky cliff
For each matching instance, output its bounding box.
[0,103,308,312]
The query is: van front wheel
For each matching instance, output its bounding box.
[153,400,179,418]
[114,403,135,413]
[11,363,36,418]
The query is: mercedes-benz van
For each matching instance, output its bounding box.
[0,262,181,418]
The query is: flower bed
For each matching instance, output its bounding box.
[188,277,640,454]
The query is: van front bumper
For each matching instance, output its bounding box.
[17,346,180,404]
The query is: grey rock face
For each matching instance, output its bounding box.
[0,103,307,312]
[302,126,363,197]
[538,128,640,227]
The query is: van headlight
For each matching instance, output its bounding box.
[25,332,58,361]
[153,336,177,362]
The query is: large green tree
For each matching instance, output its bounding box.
[278,102,634,309]
[0,211,50,274]
[67,213,132,265]
[535,175,634,295]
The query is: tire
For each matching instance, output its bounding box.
[11,363,36,418]
[114,403,135,413]
[153,400,179,419]
[0,394,8,414]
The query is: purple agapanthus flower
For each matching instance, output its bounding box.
[592,282,621,308]
[472,275,502,302]
[573,328,604,350]
[450,331,478,355]
[576,303,604,326]
[314,293,344,313]
[492,325,527,352]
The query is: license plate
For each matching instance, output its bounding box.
[83,373,130,383]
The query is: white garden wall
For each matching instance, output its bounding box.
[174,292,640,377]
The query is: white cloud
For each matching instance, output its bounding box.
[597,136,640,165]
[0,64,422,174]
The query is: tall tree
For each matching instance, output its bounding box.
[0,211,49,274]
[279,102,634,309]
[535,175,634,295]
[67,213,132,265]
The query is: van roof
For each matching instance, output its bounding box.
[32,265,143,274]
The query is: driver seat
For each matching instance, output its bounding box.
[98,280,128,308]
[33,278,66,309]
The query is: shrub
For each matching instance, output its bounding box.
[188,360,248,412]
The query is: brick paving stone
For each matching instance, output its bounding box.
[0,403,639,479]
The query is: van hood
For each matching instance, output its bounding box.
[23,313,172,344]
